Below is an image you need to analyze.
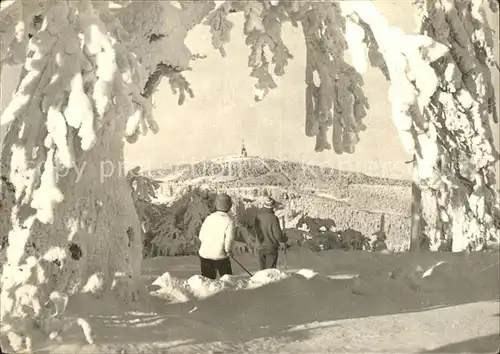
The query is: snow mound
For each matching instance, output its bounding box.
[150,257,486,308]
[247,268,290,289]
[219,274,248,290]
[187,275,229,299]
[151,272,194,302]
[152,268,318,303]
[295,268,319,279]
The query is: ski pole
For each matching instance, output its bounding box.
[284,245,288,271]
[230,256,253,276]
[282,217,288,272]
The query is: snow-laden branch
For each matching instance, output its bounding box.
[340,1,448,179]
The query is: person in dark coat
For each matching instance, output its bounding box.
[253,197,288,270]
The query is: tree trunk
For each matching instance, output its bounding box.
[409,158,422,252]
[1,106,143,298]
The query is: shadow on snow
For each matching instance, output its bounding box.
[57,250,500,351]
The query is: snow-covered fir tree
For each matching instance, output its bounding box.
[0,0,498,351]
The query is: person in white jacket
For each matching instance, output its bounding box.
[198,193,235,279]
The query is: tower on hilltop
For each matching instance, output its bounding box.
[241,140,248,157]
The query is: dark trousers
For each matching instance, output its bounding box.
[258,249,278,270]
[199,256,233,280]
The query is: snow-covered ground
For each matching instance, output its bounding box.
[39,249,499,353]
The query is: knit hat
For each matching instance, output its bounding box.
[263,197,276,209]
[199,188,210,200]
[215,193,232,212]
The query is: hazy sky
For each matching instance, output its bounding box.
[2,1,499,180]
[125,2,418,179]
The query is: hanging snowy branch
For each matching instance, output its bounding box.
[119,0,215,105]
[203,1,371,153]
[204,1,234,57]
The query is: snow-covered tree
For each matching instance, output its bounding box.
[0,0,498,350]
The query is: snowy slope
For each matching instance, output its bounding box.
[35,249,499,353]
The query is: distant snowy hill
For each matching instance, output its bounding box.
[145,155,411,188]
[140,156,414,253]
